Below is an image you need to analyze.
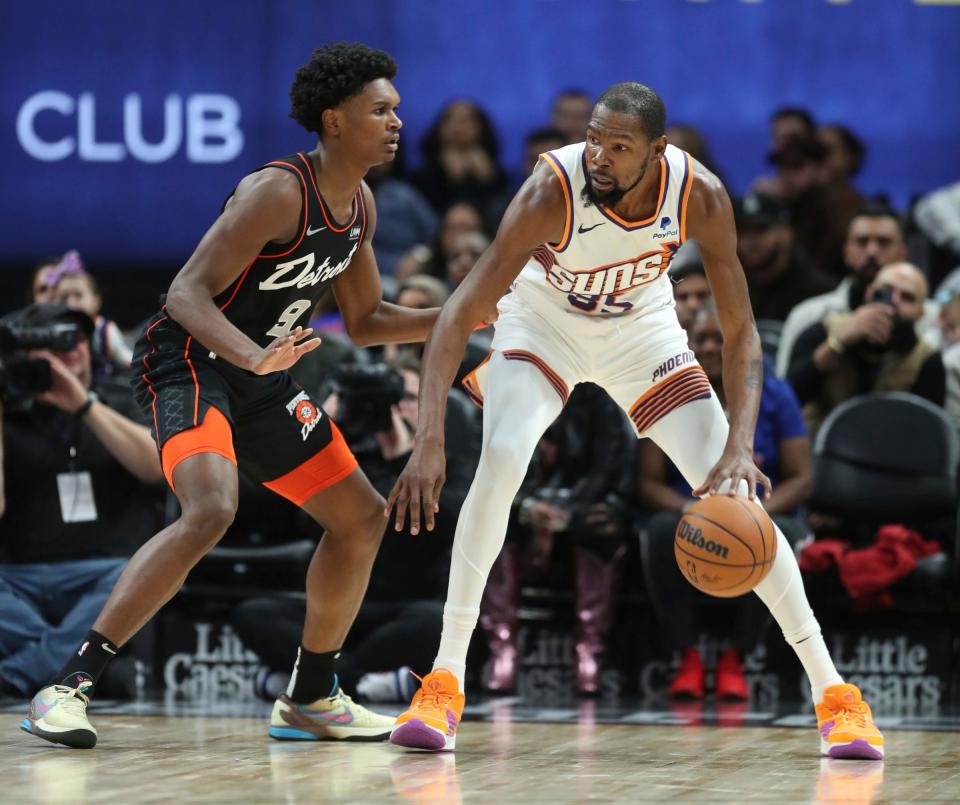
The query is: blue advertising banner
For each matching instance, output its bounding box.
[2,0,958,265]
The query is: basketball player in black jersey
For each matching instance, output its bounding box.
[22,43,442,748]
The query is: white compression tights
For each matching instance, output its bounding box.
[644,396,843,702]
[434,360,842,703]
[434,352,564,682]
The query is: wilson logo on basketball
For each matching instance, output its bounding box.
[285,391,321,441]
[677,520,729,559]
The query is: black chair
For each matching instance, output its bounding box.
[808,391,959,609]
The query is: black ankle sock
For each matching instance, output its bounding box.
[287,646,340,704]
[56,630,119,693]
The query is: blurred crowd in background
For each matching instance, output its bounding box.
[3,88,960,707]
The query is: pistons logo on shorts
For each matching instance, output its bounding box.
[285,391,322,441]
[294,400,317,425]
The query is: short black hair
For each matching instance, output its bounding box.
[850,199,904,238]
[821,124,866,176]
[290,42,397,136]
[771,106,816,134]
[552,88,591,104]
[525,126,566,147]
[670,261,706,282]
[595,82,666,141]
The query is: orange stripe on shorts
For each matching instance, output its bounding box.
[262,420,359,506]
[502,350,569,403]
[160,406,237,491]
[630,366,712,434]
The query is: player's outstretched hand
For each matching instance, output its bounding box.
[692,445,772,501]
[250,327,321,375]
[385,442,446,536]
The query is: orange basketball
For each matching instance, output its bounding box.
[674,495,777,598]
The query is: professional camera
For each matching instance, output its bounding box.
[0,312,82,401]
[329,363,406,444]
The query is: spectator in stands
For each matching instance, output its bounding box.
[395,275,450,312]
[817,123,867,261]
[0,304,163,698]
[666,124,726,187]
[669,247,712,335]
[735,191,834,322]
[913,181,960,290]
[47,251,133,377]
[787,262,945,435]
[29,259,62,304]
[445,231,491,292]
[938,294,960,348]
[767,136,854,279]
[777,203,909,376]
[938,295,960,425]
[817,124,866,188]
[751,107,817,197]
[550,89,593,145]
[770,107,817,153]
[637,304,811,700]
[520,127,567,183]
[365,158,438,277]
[394,202,486,282]
[232,358,479,703]
[383,276,450,364]
[477,383,632,696]
[413,100,508,223]
[383,273,487,386]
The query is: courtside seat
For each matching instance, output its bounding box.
[807,391,959,613]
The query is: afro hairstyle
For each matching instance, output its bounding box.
[290,42,397,136]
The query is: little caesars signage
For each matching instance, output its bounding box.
[164,623,260,698]
[809,633,943,711]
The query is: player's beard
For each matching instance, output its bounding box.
[580,161,647,208]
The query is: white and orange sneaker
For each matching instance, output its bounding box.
[816,683,885,760]
[390,669,464,751]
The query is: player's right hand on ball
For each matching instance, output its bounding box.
[250,327,321,375]
[385,443,446,536]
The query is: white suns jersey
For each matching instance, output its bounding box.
[512,141,693,321]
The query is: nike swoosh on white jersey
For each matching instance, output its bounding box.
[307,225,327,235]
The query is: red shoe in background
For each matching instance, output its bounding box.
[668,647,705,699]
[715,648,749,701]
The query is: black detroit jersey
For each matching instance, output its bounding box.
[212,152,367,349]
[132,152,367,445]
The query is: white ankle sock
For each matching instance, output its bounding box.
[434,604,478,686]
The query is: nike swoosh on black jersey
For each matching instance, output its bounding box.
[577,222,605,234]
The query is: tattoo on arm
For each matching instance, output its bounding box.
[745,358,762,389]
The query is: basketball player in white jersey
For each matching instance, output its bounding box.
[386,83,884,760]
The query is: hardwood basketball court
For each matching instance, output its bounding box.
[4,697,958,803]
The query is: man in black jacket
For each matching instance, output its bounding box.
[0,304,163,697]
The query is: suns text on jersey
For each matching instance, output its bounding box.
[544,242,679,296]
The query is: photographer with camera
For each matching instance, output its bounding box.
[0,304,163,699]
[787,262,945,435]
[233,357,479,702]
